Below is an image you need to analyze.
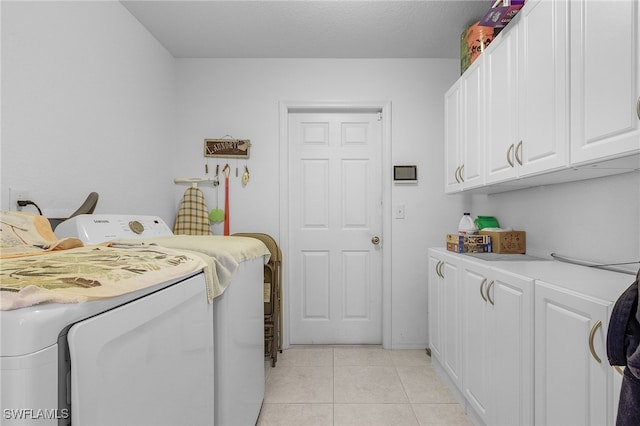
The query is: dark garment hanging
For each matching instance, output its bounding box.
[608,268,640,426]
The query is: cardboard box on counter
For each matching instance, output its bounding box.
[479,230,526,254]
[447,242,492,253]
[446,234,491,245]
[446,234,492,253]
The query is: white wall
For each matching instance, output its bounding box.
[175,58,468,348]
[5,1,633,350]
[1,0,467,348]
[1,1,177,221]
[471,171,640,271]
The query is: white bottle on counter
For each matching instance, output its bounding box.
[458,213,478,235]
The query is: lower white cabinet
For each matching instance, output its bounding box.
[428,250,462,389]
[462,261,534,426]
[534,280,618,426]
[427,248,631,426]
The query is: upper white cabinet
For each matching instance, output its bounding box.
[461,62,485,189]
[444,80,463,193]
[570,0,640,164]
[485,16,520,184]
[515,0,570,177]
[445,0,639,193]
[445,60,485,193]
[486,0,569,185]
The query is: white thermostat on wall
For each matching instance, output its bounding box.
[393,165,417,184]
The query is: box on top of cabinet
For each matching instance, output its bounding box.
[479,230,526,253]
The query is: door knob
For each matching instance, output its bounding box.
[371,236,381,245]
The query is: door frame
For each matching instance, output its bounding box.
[279,100,392,349]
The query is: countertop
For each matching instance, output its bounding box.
[430,247,636,302]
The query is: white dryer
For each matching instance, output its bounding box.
[56,214,265,426]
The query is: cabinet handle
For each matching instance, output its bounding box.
[614,365,625,376]
[515,141,523,166]
[479,278,488,302]
[487,280,495,305]
[637,96,640,120]
[436,261,444,278]
[507,144,515,167]
[459,165,465,183]
[588,320,602,363]
[454,166,461,183]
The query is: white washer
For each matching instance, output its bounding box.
[56,214,265,426]
[55,214,175,242]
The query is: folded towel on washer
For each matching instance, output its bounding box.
[0,210,84,259]
[0,245,207,310]
[173,187,213,236]
[112,235,271,301]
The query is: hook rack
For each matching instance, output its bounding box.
[174,177,217,188]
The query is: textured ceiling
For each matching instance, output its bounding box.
[121,0,492,59]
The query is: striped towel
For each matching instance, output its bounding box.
[173,187,213,236]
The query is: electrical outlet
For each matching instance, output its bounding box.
[9,187,31,211]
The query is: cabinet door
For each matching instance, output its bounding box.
[462,263,492,423]
[428,256,444,362]
[428,252,462,390]
[491,269,534,426]
[517,0,569,177]
[570,0,640,164]
[442,260,462,387]
[444,82,463,193]
[461,61,485,189]
[485,24,519,184]
[535,281,611,426]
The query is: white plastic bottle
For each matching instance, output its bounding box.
[458,212,478,235]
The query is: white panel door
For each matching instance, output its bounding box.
[428,256,444,361]
[289,111,382,344]
[485,22,519,184]
[492,270,534,426]
[517,0,569,177]
[442,260,462,388]
[462,263,492,424]
[461,61,485,189]
[444,81,463,193]
[535,281,611,426]
[570,0,640,164]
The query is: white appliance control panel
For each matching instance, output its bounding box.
[55,214,174,244]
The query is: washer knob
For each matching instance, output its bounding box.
[129,220,144,234]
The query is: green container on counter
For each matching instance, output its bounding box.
[474,216,500,230]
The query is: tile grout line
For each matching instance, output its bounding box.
[332,348,339,425]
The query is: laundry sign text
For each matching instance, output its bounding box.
[204,139,251,158]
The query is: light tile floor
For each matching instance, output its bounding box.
[257,346,474,426]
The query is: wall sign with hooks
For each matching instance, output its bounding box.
[204,138,251,159]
